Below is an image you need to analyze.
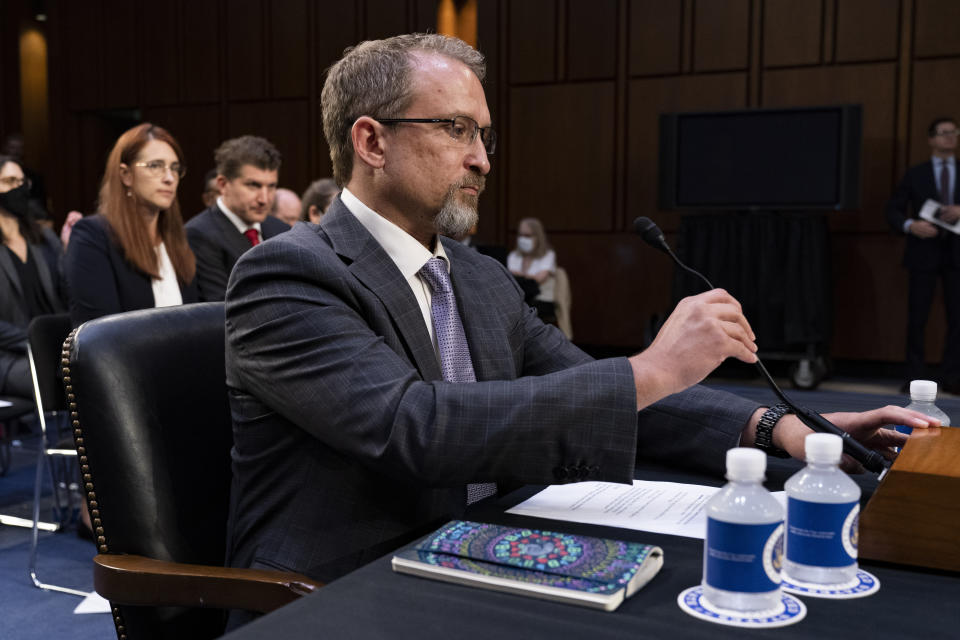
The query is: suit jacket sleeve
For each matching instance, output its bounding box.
[186,222,230,302]
[63,217,125,327]
[225,237,640,489]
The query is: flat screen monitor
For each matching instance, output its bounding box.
[658,105,862,210]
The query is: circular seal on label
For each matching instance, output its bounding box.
[762,523,784,584]
[677,585,806,628]
[841,504,859,559]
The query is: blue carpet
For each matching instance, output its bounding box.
[0,431,114,639]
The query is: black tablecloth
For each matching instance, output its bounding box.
[222,460,960,639]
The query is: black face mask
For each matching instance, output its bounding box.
[0,184,30,224]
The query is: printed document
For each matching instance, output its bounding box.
[507,480,785,540]
[919,198,960,234]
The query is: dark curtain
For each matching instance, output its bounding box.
[673,212,832,352]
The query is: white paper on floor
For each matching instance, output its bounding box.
[74,591,110,614]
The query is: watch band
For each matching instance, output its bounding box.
[755,403,792,458]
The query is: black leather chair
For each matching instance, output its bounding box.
[27,313,85,595]
[65,303,321,640]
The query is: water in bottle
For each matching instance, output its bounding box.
[702,448,784,611]
[896,380,951,437]
[784,433,860,584]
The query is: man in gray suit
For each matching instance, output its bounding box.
[186,136,290,301]
[223,34,929,587]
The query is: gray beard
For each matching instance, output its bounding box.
[434,189,479,239]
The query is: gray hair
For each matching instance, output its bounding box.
[321,33,485,187]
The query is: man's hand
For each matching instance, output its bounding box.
[909,219,939,238]
[629,289,757,409]
[766,405,937,473]
[939,205,960,224]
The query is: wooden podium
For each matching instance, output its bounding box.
[859,427,960,572]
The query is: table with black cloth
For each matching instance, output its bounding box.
[222,456,960,639]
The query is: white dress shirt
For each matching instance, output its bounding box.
[340,187,448,363]
[151,242,183,307]
[217,196,262,243]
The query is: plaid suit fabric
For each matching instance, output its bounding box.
[223,199,760,584]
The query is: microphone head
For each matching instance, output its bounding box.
[633,217,668,251]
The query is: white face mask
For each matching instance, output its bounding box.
[517,236,534,253]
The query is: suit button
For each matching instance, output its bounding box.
[553,466,569,481]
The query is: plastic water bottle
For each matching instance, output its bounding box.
[783,433,860,584]
[702,448,784,611]
[896,380,950,437]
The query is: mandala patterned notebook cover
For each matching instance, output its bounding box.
[391,520,663,611]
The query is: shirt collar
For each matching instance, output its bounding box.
[217,197,262,234]
[933,156,956,168]
[340,187,447,278]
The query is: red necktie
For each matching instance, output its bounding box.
[243,228,260,247]
[941,161,951,205]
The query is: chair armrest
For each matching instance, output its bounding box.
[93,553,323,613]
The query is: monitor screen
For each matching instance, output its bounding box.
[658,105,862,210]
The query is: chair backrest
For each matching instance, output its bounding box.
[27,313,72,417]
[66,302,231,639]
[553,266,573,340]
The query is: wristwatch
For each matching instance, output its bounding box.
[754,403,792,458]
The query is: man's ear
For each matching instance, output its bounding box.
[216,174,229,191]
[351,117,387,170]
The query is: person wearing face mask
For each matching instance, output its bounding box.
[508,217,557,319]
[63,123,198,327]
[0,155,66,398]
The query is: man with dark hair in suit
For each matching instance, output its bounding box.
[223,34,929,591]
[886,117,960,391]
[185,136,290,301]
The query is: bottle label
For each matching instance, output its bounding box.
[705,518,783,592]
[786,499,858,566]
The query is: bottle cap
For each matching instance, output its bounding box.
[910,380,938,401]
[726,447,766,481]
[804,433,842,464]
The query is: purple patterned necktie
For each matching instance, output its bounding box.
[419,257,496,503]
[941,160,952,206]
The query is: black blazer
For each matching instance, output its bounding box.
[185,204,290,301]
[885,159,960,270]
[63,215,198,327]
[0,240,66,390]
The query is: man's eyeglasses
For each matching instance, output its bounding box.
[134,160,187,179]
[0,175,30,190]
[935,129,960,137]
[375,115,497,155]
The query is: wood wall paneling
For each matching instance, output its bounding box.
[365,0,411,40]
[507,82,616,232]
[762,0,821,68]
[226,0,267,100]
[551,233,674,348]
[834,0,899,62]
[139,2,180,106]
[508,0,556,84]
[914,0,960,58]
[61,0,101,110]
[691,0,750,72]
[567,0,617,80]
[625,73,748,231]
[141,105,222,219]
[100,0,139,107]
[761,63,897,230]
[628,0,682,76]
[227,100,311,192]
[180,0,221,103]
[270,0,309,98]
[315,0,358,89]
[909,59,960,164]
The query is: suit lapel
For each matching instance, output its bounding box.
[212,207,252,259]
[28,245,58,310]
[322,202,443,381]
[0,246,22,298]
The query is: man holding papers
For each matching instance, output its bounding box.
[223,34,932,602]
[886,117,960,390]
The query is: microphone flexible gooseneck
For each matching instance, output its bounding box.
[633,216,886,473]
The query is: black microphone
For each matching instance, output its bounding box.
[633,216,886,473]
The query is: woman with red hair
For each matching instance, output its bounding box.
[64,123,197,326]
